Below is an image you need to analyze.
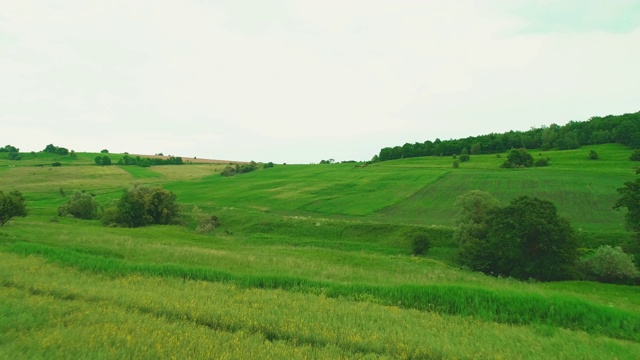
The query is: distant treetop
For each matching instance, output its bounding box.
[374,111,640,162]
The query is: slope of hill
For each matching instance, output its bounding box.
[1,144,639,358]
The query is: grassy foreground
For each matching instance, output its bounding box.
[1,144,640,358]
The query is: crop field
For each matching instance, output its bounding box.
[1,143,640,359]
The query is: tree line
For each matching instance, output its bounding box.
[375,111,640,161]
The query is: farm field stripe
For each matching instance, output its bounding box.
[3,241,639,342]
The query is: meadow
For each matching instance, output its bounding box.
[1,143,639,359]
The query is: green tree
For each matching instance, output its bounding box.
[456,193,578,281]
[104,185,179,228]
[58,191,98,219]
[614,168,640,236]
[500,148,534,168]
[578,246,639,284]
[484,196,578,280]
[589,150,599,160]
[454,190,500,271]
[95,155,112,166]
[459,148,470,162]
[630,149,640,161]
[0,190,27,226]
[100,149,109,153]
[0,145,19,153]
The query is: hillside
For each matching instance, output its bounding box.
[1,144,640,358]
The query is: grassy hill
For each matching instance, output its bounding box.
[1,144,640,359]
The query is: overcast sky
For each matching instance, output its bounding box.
[2,1,639,163]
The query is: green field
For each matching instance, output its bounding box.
[1,144,640,359]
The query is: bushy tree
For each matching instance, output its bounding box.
[578,246,639,284]
[589,150,599,160]
[631,149,640,161]
[103,185,179,227]
[500,148,534,168]
[95,155,112,166]
[534,158,550,167]
[410,233,431,256]
[614,168,640,236]
[8,152,21,160]
[58,191,98,219]
[100,149,109,154]
[456,193,578,281]
[454,190,500,270]
[458,148,470,162]
[0,145,19,153]
[0,190,27,226]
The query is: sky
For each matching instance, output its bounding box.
[1,0,640,164]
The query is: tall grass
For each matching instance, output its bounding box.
[4,241,638,342]
[2,252,639,359]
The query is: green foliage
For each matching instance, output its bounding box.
[319,159,335,164]
[221,161,259,177]
[376,110,640,161]
[614,169,640,235]
[410,233,431,256]
[57,191,98,220]
[191,206,221,234]
[454,190,500,269]
[52,162,62,167]
[0,190,27,226]
[578,245,640,284]
[263,162,275,169]
[456,193,578,281]
[100,149,109,153]
[43,144,69,155]
[459,148,470,162]
[500,148,534,168]
[534,157,550,167]
[0,144,19,152]
[589,150,599,160]
[631,149,640,161]
[452,160,459,168]
[103,185,179,228]
[7,152,21,160]
[117,154,183,167]
[94,155,112,166]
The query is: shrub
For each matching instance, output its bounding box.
[191,206,220,233]
[100,149,109,153]
[103,185,179,228]
[452,160,459,168]
[534,158,550,167]
[589,150,599,160]
[0,190,27,226]
[8,152,21,160]
[459,148,470,162]
[578,246,640,284]
[95,155,112,166]
[52,162,62,167]
[500,148,534,168]
[410,233,431,256]
[631,149,640,161]
[58,191,98,219]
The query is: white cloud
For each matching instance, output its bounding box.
[1,0,639,163]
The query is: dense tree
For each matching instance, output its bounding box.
[500,148,534,168]
[484,196,578,280]
[95,155,112,166]
[43,144,70,155]
[0,145,19,153]
[0,190,27,226]
[117,154,183,167]
[456,193,578,281]
[58,191,98,219]
[374,111,640,162]
[8,152,21,160]
[459,148,470,162]
[100,149,109,153]
[614,168,640,236]
[454,190,500,271]
[103,185,179,228]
